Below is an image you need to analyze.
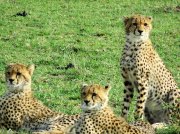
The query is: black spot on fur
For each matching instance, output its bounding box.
[128,88,133,92]
[124,81,132,86]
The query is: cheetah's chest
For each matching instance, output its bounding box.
[121,41,148,68]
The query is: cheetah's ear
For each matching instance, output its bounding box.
[6,63,14,70]
[147,16,153,22]
[81,83,88,90]
[7,63,15,67]
[123,16,129,24]
[104,85,111,93]
[27,64,35,75]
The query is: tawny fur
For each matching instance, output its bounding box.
[120,14,180,124]
[67,84,155,134]
[0,63,79,133]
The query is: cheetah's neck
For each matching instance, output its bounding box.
[84,106,113,114]
[126,33,150,43]
[7,84,32,94]
[125,35,152,50]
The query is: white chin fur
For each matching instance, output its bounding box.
[127,32,149,42]
[7,82,30,91]
[81,100,108,111]
[81,103,103,111]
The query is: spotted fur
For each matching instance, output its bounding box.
[120,14,180,125]
[67,84,155,134]
[0,63,79,133]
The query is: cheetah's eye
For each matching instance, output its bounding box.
[7,72,10,75]
[92,93,97,97]
[17,72,21,75]
[133,23,137,26]
[144,23,148,26]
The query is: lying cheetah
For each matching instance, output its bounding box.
[67,84,155,134]
[120,14,180,124]
[0,63,79,133]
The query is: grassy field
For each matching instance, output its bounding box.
[0,0,179,133]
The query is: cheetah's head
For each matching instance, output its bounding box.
[81,84,111,112]
[5,63,34,92]
[123,14,153,41]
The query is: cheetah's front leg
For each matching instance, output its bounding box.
[134,78,149,120]
[121,69,135,119]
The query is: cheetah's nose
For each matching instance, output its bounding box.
[138,30,143,34]
[9,79,14,83]
[84,100,90,105]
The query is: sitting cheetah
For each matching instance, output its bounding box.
[120,14,180,124]
[0,63,79,133]
[67,84,155,134]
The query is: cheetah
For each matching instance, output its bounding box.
[0,63,79,133]
[120,14,180,125]
[67,84,155,134]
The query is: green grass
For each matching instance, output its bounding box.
[0,0,179,133]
